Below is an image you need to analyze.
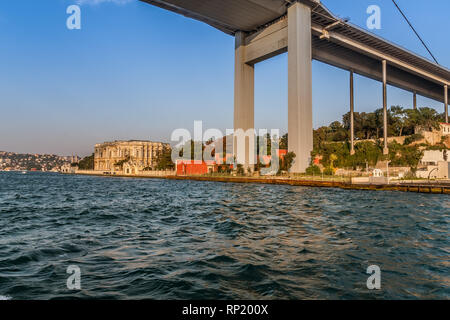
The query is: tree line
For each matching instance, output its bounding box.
[314,106,444,146]
[309,106,447,173]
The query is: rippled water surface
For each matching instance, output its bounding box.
[0,172,448,299]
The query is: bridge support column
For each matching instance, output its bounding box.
[413,91,417,110]
[382,60,389,155]
[288,2,313,173]
[350,70,355,155]
[445,85,448,123]
[234,31,255,171]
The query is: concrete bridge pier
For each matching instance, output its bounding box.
[233,31,255,171]
[445,85,448,123]
[287,2,313,173]
[350,70,355,155]
[233,1,313,173]
[382,60,389,155]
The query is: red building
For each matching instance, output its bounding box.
[176,150,288,175]
[176,160,217,176]
[259,149,288,165]
[278,149,287,158]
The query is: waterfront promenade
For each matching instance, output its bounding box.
[70,171,450,195]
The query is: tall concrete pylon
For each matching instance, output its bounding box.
[287,2,313,173]
[445,84,448,123]
[233,2,313,173]
[234,31,255,171]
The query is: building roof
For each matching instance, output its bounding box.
[95,140,170,147]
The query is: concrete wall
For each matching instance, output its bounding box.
[416,166,438,179]
[437,161,450,179]
[137,170,176,177]
[74,169,176,177]
[421,150,447,165]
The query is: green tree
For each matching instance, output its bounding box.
[390,106,407,136]
[363,112,379,139]
[343,111,366,139]
[78,154,94,170]
[329,121,348,141]
[279,133,288,150]
[115,155,130,169]
[405,107,441,132]
[313,126,332,149]
[236,164,245,176]
[323,167,334,176]
[281,152,296,172]
[155,146,175,170]
[352,141,382,167]
[306,165,321,175]
[388,141,423,171]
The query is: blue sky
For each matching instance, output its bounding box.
[0,0,449,156]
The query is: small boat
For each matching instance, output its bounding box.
[21,171,27,174]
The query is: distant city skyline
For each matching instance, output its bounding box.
[1,0,449,156]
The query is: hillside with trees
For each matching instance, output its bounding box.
[314,106,444,144]
[77,154,94,170]
[309,106,447,174]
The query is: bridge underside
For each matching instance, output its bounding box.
[242,17,448,103]
[141,0,289,35]
[141,0,450,172]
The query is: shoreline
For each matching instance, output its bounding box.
[67,172,450,195]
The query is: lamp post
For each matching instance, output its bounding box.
[386,160,391,184]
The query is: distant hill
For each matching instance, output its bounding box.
[0,151,72,171]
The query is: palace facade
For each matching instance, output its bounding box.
[94,140,170,173]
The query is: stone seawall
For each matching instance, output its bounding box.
[165,176,450,194]
[72,170,176,177]
[66,171,450,194]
